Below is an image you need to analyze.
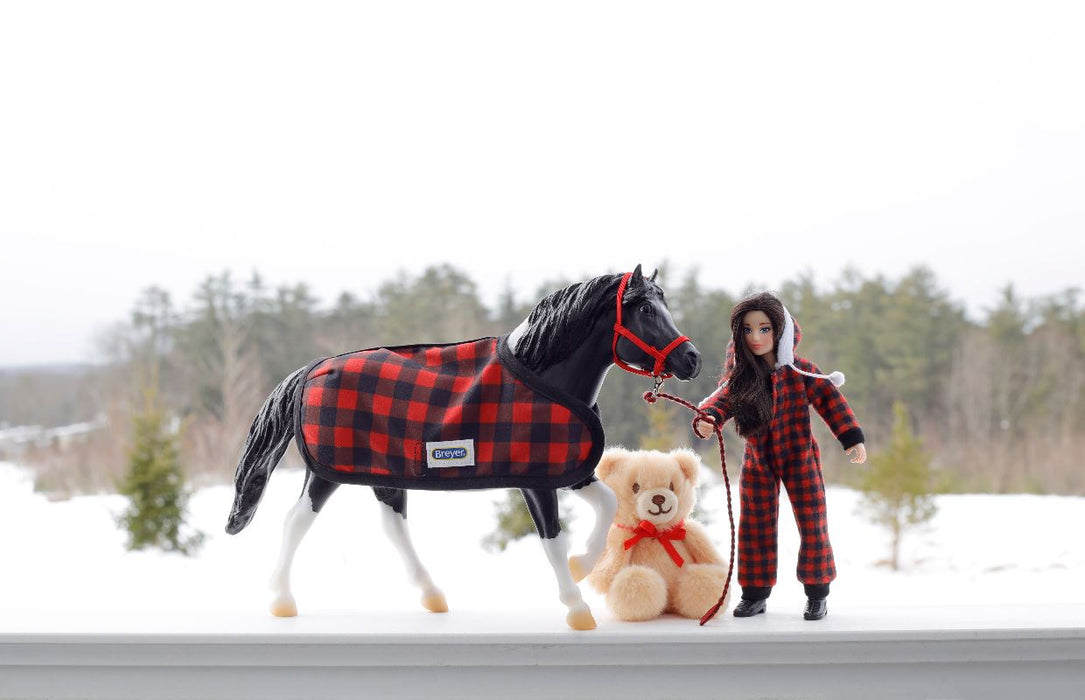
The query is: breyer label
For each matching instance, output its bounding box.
[426,439,475,468]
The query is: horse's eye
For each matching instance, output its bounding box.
[632,482,640,494]
[639,303,653,315]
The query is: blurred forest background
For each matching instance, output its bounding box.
[2,263,1083,498]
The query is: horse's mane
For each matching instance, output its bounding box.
[514,273,660,372]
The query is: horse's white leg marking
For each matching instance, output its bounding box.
[568,480,618,582]
[379,503,448,612]
[541,532,596,630]
[268,493,319,617]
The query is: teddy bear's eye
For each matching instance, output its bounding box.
[669,482,674,492]
[632,482,640,494]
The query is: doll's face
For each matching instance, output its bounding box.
[742,310,774,357]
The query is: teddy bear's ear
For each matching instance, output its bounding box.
[670,448,701,485]
[595,446,628,482]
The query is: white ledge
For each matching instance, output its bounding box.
[2,604,1084,699]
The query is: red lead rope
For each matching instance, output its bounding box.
[609,271,731,623]
[643,384,735,626]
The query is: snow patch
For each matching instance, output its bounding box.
[1,461,1081,617]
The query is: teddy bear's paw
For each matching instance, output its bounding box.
[568,554,593,582]
[673,563,730,619]
[566,604,597,631]
[608,566,668,621]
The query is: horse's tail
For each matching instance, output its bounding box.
[225,365,306,535]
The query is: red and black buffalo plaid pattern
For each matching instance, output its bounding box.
[296,337,604,490]
[698,337,863,589]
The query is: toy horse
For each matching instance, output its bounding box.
[225,266,701,630]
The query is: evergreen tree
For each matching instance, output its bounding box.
[859,401,937,570]
[323,290,379,353]
[639,401,684,451]
[376,265,491,344]
[493,279,534,335]
[117,394,204,554]
[670,267,735,420]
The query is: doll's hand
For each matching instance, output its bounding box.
[847,443,867,464]
[693,416,715,439]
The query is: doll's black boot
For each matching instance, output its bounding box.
[803,584,829,621]
[803,598,828,620]
[733,587,770,617]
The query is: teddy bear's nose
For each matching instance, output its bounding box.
[652,494,666,506]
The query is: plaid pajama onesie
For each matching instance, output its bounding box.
[698,325,864,591]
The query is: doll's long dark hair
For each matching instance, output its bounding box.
[724,292,786,438]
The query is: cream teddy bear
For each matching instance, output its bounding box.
[588,447,730,621]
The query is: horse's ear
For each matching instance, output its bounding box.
[631,264,644,286]
[649,268,658,283]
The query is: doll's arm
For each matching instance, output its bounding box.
[681,520,724,566]
[697,381,730,424]
[694,380,732,438]
[694,342,736,437]
[801,359,865,450]
[587,527,634,593]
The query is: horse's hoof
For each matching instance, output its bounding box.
[566,607,597,631]
[422,591,448,613]
[270,595,298,618]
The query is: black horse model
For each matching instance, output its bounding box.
[226,265,700,630]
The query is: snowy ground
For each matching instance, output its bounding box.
[1,460,1082,621]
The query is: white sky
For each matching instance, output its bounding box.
[1,1,1083,367]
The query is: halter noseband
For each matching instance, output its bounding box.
[612,271,690,379]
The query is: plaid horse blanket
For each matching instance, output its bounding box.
[295,337,605,490]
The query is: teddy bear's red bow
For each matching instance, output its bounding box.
[621,520,687,567]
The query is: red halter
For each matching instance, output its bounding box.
[612,272,690,379]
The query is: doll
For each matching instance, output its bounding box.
[693,291,866,620]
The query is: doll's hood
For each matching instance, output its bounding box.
[773,313,802,369]
[776,308,844,386]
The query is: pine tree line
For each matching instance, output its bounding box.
[10,264,1085,496]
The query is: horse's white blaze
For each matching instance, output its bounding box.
[379,503,442,599]
[541,532,590,612]
[269,493,319,605]
[572,480,617,570]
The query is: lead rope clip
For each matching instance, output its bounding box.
[643,376,664,404]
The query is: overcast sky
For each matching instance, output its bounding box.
[1,1,1083,367]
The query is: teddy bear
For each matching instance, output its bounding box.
[587,447,730,621]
